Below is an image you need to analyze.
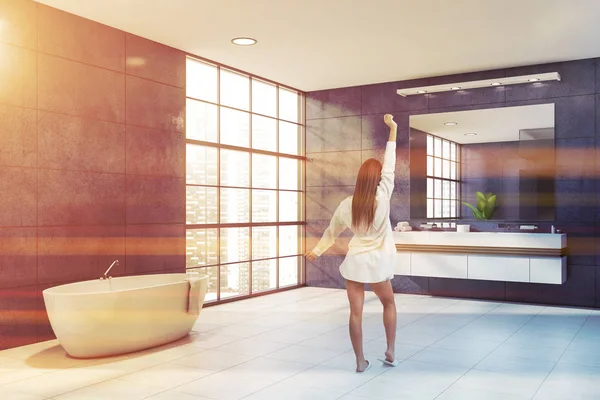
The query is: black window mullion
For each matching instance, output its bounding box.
[275,85,280,290]
[196,254,303,270]
[186,96,304,125]
[300,94,306,286]
[249,76,253,296]
[216,64,221,302]
[185,138,306,161]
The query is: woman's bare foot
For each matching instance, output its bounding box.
[356,359,370,373]
[385,349,395,364]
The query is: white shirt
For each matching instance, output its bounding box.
[312,141,396,283]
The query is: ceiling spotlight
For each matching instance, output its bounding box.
[490,82,502,86]
[444,122,457,126]
[464,133,478,136]
[450,87,461,90]
[232,37,257,46]
[417,90,427,94]
[528,78,540,82]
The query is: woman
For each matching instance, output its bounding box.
[306,114,398,373]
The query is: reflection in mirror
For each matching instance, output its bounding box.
[409,104,555,222]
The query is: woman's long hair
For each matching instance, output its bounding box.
[351,158,382,232]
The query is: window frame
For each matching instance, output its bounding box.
[185,56,306,305]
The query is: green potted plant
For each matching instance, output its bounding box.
[463,192,497,220]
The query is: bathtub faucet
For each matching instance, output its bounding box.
[101,260,119,280]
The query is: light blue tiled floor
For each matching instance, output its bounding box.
[1,287,599,399]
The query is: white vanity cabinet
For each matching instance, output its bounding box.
[394,232,567,284]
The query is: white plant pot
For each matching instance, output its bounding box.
[456,224,470,233]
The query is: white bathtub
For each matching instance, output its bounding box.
[43,273,208,358]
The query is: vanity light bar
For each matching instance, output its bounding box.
[396,72,561,97]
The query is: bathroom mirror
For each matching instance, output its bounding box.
[409,104,556,221]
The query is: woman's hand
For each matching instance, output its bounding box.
[384,114,397,142]
[305,251,318,262]
[384,114,397,129]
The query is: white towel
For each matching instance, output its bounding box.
[186,273,207,315]
[394,222,411,232]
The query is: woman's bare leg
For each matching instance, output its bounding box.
[370,280,397,363]
[346,279,368,372]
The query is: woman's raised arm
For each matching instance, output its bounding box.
[379,114,397,198]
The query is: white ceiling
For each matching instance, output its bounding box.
[35,0,600,91]
[410,104,555,144]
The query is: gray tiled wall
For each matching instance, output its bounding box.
[0,0,185,350]
[306,58,600,308]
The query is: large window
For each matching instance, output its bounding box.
[186,57,305,303]
[426,135,460,219]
